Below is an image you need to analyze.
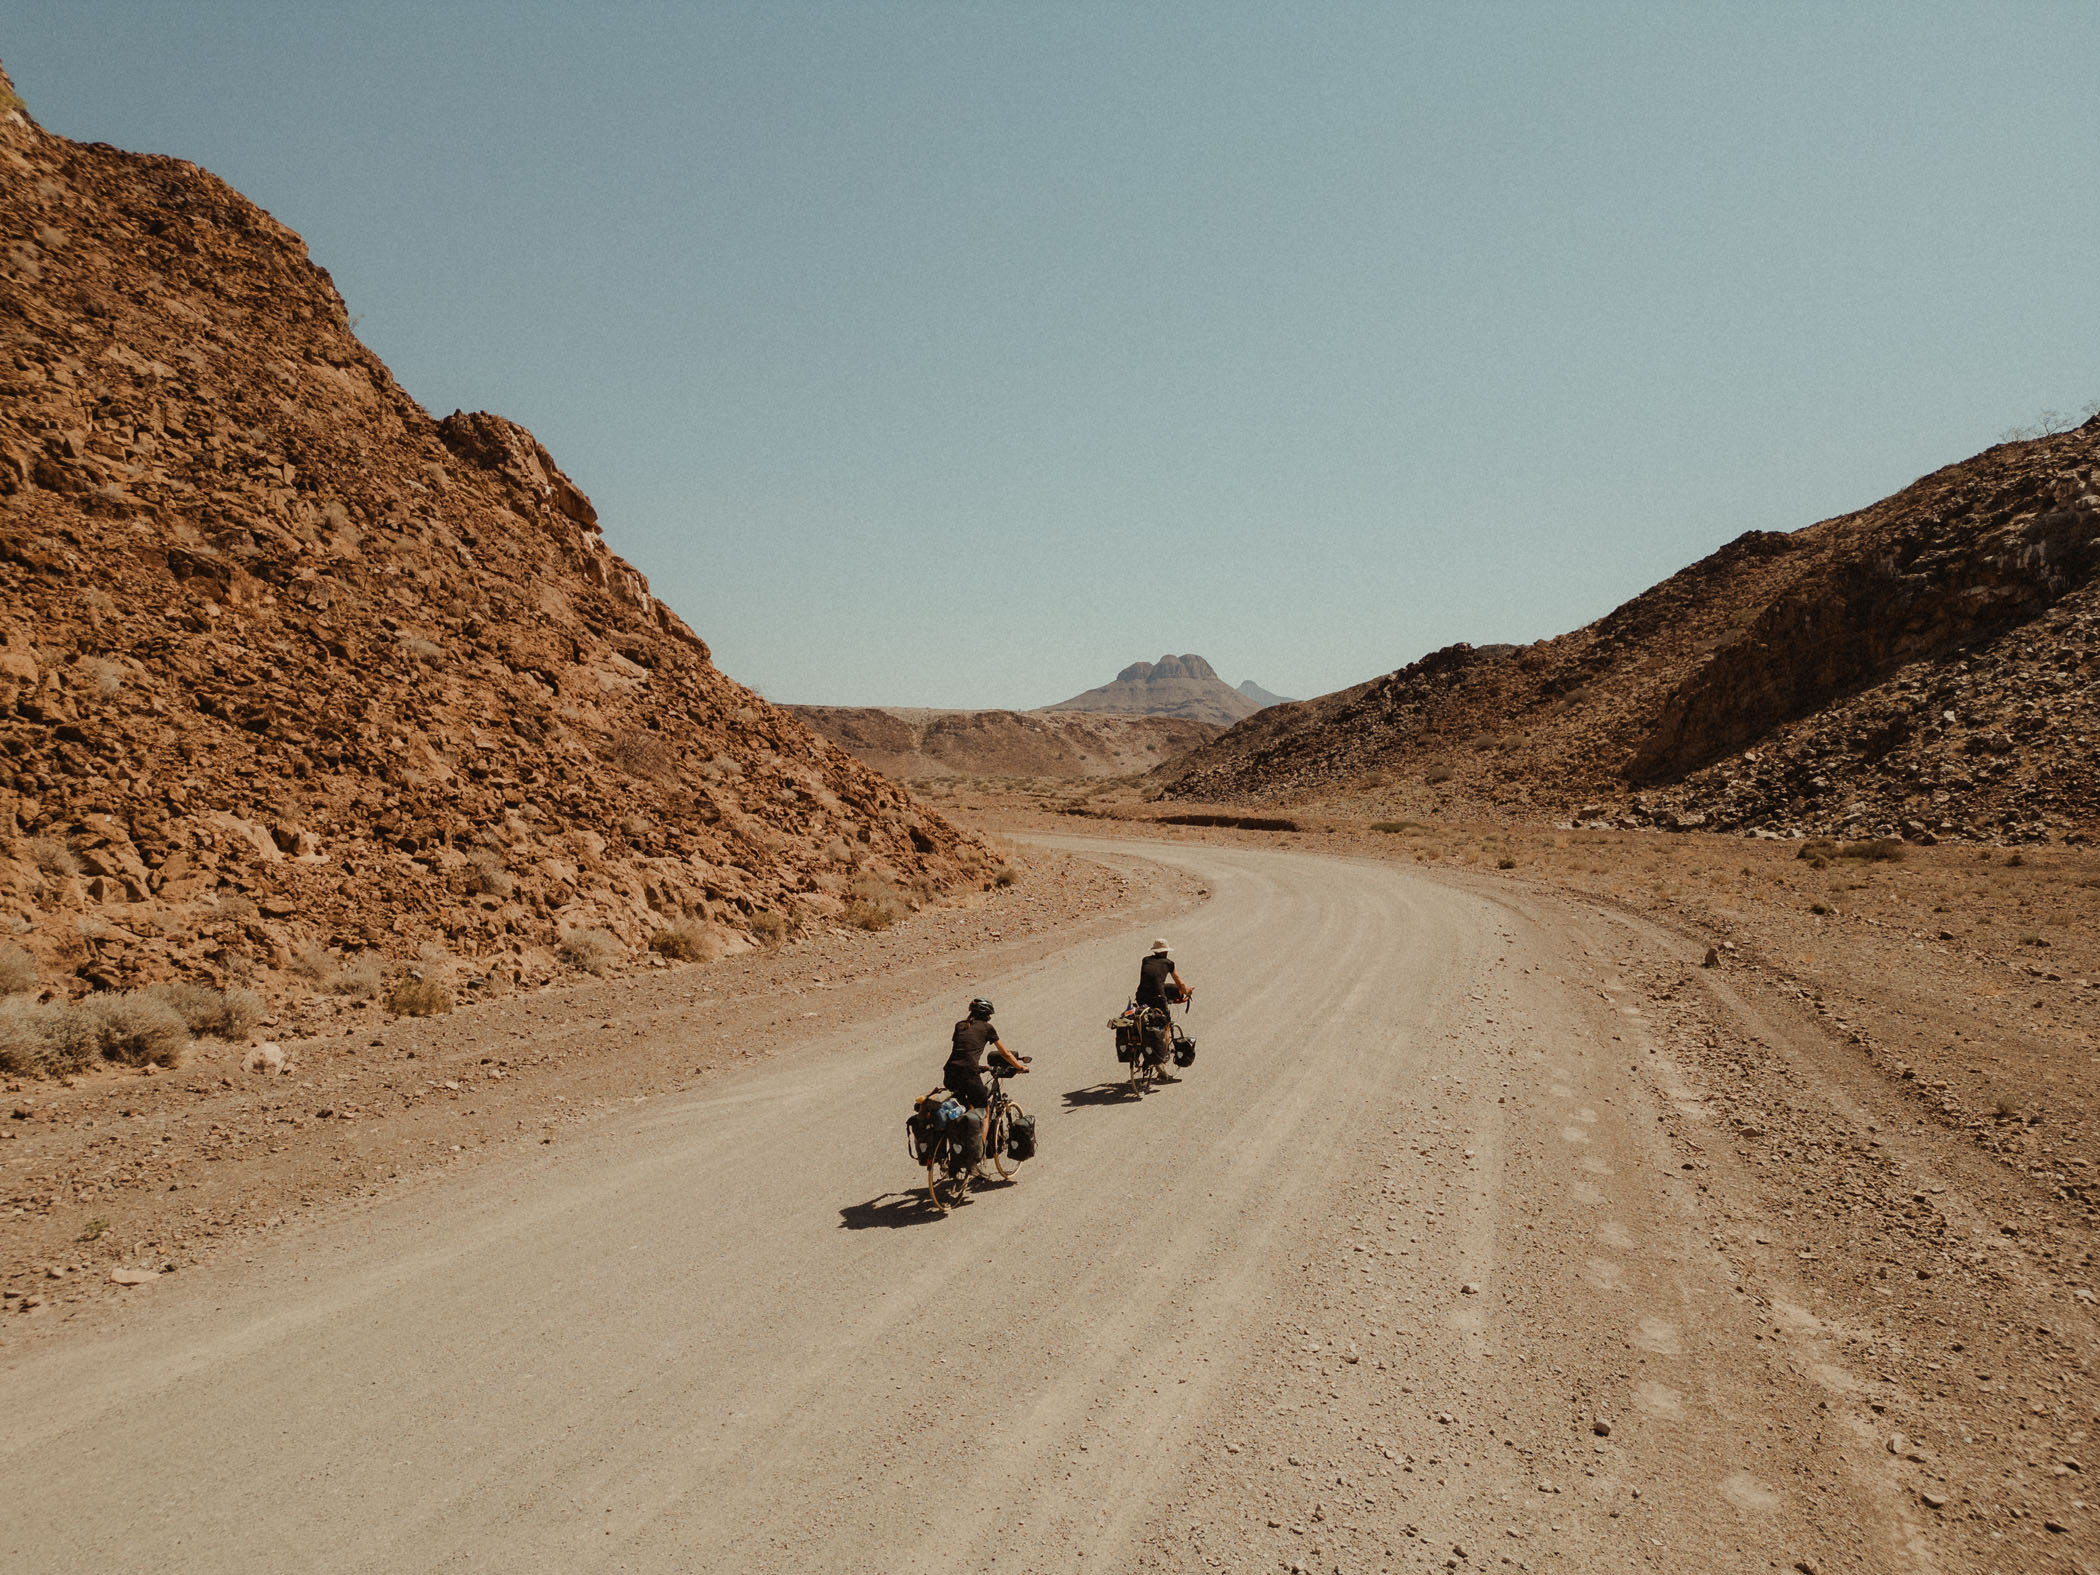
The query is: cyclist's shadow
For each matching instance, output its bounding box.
[838,1191,953,1229]
[1063,1082,1146,1107]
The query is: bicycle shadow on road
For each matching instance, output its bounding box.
[1062,1082,1141,1107]
[838,1191,954,1229]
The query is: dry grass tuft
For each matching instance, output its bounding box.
[465,848,514,898]
[1840,837,1906,862]
[747,909,790,948]
[2,992,194,1074]
[559,927,623,975]
[385,977,453,1017]
[24,836,79,877]
[325,954,385,999]
[0,943,35,996]
[842,873,909,931]
[647,923,716,962]
[146,981,263,1040]
[992,863,1019,888]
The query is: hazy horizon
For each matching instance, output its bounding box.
[10,4,2098,710]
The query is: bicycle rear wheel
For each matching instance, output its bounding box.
[990,1103,1023,1179]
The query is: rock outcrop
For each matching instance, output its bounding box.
[1042,655,1263,727]
[791,706,1221,780]
[0,61,992,1007]
[1163,421,2100,843]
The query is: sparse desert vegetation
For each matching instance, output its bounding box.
[647,922,716,961]
[559,927,623,975]
[385,976,454,1017]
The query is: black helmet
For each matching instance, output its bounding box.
[968,997,994,1019]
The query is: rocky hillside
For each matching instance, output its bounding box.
[1164,419,2100,844]
[1044,654,1264,726]
[790,706,1220,781]
[0,63,993,1008]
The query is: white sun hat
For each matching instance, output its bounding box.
[1150,938,1171,953]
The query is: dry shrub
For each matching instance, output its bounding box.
[18,992,192,1070]
[843,873,909,931]
[385,977,453,1016]
[216,893,260,921]
[465,848,514,898]
[0,943,35,996]
[992,864,1018,888]
[1841,838,1906,862]
[1371,821,1428,834]
[1424,766,1455,786]
[648,923,716,962]
[0,1000,48,1075]
[24,836,79,877]
[326,954,384,999]
[147,981,263,1040]
[559,927,622,975]
[747,909,789,948]
[81,656,127,698]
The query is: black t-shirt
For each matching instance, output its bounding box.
[1137,953,1174,1007]
[948,1017,999,1071]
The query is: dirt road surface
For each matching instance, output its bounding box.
[0,837,2076,1572]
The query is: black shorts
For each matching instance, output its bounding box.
[943,1066,989,1108]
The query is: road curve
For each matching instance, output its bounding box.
[0,838,1900,1572]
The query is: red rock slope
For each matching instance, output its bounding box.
[0,63,992,1000]
[1163,419,2100,844]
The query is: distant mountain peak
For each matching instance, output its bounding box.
[1042,654,1258,726]
[1116,653,1219,684]
[1236,679,1294,708]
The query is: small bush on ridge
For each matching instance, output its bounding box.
[386,977,453,1017]
[559,927,623,975]
[0,943,35,996]
[147,981,264,1040]
[648,923,715,962]
[24,836,79,877]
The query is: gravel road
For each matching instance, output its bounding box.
[0,839,1952,1571]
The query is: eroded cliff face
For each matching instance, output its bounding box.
[0,62,992,1000]
[1163,420,2100,843]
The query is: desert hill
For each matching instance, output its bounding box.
[1236,679,1293,708]
[1164,420,2100,843]
[790,706,1220,781]
[1044,654,1264,726]
[0,63,992,1006]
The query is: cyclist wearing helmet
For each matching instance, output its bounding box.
[1135,939,1190,1065]
[944,997,1029,1164]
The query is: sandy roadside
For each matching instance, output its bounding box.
[0,848,1204,1336]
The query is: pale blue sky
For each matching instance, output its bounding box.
[10,4,2097,707]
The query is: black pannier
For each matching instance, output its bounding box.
[1109,1010,1142,1063]
[1172,1032,1196,1068]
[906,1112,941,1164]
[1004,1112,1038,1162]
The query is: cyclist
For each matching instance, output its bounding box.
[943,997,1029,1168]
[1134,939,1189,1065]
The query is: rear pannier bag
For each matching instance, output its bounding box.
[1004,1112,1038,1162]
[1109,1011,1141,1063]
[1172,1029,1196,1068]
[906,1112,941,1164]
